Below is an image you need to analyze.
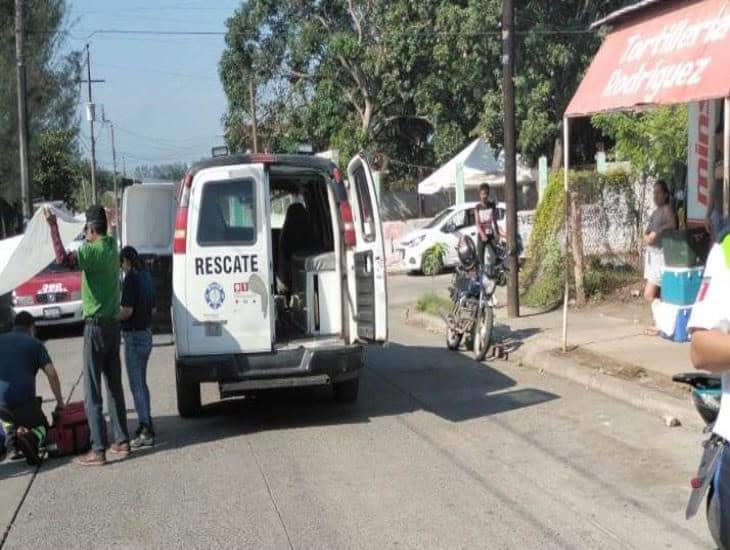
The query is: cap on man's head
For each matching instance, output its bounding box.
[85,205,107,224]
[13,311,35,330]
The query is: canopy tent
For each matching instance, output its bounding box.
[417,138,534,195]
[561,0,730,350]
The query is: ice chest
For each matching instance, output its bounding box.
[653,301,692,343]
[662,229,710,268]
[661,266,703,306]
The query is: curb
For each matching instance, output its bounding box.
[404,309,702,430]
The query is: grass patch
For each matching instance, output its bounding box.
[416,292,452,317]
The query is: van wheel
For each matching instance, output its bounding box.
[176,362,201,418]
[333,378,359,403]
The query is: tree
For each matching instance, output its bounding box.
[0,0,81,210]
[220,1,627,187]
[591,106,688,182]
[33,129,80,210]
[133,163,189,182]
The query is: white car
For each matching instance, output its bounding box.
[396,202,507,273]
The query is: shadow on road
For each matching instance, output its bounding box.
[112,341,559,460]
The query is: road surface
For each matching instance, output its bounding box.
[0,281,713,549]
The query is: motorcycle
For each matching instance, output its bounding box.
[445,236,505,361]
[672,372,723,548]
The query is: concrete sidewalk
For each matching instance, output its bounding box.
[499,305,692,381]
[405,296,702,427]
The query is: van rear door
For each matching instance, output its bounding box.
[185,164,273,355]
[346,155,388,342]
[121,182,176,255]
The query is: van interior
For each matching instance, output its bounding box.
[269,167,342,344]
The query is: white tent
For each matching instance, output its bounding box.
[417,138,534,195]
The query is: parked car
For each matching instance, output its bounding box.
[395,202,507,274]
[12,261,83,326]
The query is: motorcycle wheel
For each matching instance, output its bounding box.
[707,485,722,549]
[473,305,494,362]
[446,328,462,350]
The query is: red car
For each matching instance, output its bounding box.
[12,262,83,326]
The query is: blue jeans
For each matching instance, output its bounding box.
[717,443,730,549]
[123,330,153,430]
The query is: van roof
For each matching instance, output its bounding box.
[190,153,336,176]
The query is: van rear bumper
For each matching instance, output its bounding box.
[176,344,364,387]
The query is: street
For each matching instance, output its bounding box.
[0,276,713,549]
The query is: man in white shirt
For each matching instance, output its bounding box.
[689,238,730,548]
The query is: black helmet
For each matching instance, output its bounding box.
[457,234,478,269]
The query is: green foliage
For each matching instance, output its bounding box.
[521,167,636,307]
[522,237,565,308]
[583,257,639,299]
[33,130,80,211]
[220,1,625,179]
[592,106,688,181]
[0,1,81,206]
[422,243,448,276]
[133,163,189,182]
[416,292,452,317]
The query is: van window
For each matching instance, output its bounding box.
[352,168,375,242]
[197,179,257,246]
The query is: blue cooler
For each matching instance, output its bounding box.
[661,267,703,306]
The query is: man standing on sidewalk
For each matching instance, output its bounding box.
[45,205,130,466]
[689,235,730,548]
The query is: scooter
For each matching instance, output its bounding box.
[672,372,723,548]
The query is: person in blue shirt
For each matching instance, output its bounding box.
[119,246,156,448]
[0,312,64,465]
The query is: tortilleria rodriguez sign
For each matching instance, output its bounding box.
[566,0,730,117]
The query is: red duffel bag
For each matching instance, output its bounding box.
[47,402,91,457]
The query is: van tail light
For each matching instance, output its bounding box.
[339,202,357,247]
[173,207,189,254]
[173,172,193,254]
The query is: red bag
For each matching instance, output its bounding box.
[48,402,90,457]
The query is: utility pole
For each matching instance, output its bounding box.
[249,79,258,153]
[80,44,105,204]
[15,0,32,221]
[502,0,520,318]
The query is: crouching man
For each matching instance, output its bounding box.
[0,312,64,465]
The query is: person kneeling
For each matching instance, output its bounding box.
[0,312,64,465]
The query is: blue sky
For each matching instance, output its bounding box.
[63,1,242,174]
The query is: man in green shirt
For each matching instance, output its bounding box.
[46,205,130,466]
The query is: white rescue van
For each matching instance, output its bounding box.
[171,154,387,416]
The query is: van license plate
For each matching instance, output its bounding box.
[205,322,222,337]
[43,307,62,320]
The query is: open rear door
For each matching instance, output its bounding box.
[346,155,388,342]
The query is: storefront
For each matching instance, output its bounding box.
[561,0,730,348]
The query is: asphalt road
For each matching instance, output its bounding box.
[0,283,714,549]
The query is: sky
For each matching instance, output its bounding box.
[62,0,242,174]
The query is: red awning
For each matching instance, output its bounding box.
[566,0,730,118]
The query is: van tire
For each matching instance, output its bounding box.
[333,378,359,403]
[176,362,202,418]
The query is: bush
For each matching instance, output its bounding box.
[583,257,639,299]
[520,167,635,308]
[421,243,447,276]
